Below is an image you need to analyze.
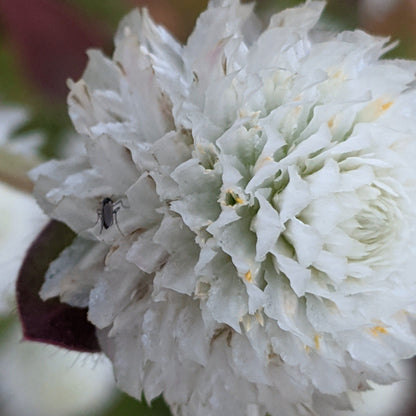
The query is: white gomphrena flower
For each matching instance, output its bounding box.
[31,1,416,415]
[0,326,116,416]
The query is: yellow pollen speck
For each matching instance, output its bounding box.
[305,345,310,353]
[235,197,244,204]
[358,98,394,122]
[371,326,388,336]
[224,190,244,206]
[245,270,252,283]
[381,101,393,111]
[327,117,335,129]
[314,334,321,350]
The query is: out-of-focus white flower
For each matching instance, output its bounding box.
[31,1,416,415]
[0,105,117,416]
[0,106,47,313]
[0,325,116,416]
[0,107,42,156]
[0,182,47,313]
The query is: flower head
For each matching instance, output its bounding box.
[31,1,416,415]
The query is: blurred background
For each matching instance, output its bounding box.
[1,0,416,415]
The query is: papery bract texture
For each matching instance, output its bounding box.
[31,1,416,415]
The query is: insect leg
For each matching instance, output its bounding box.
[96,209,105,234]
[93,209,102,228]
[113,209,125,237]
[114,199,129,209]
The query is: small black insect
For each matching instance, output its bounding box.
[96,197,124,235]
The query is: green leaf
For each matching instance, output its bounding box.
[101,393,172,416]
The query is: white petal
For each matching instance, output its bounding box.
[251,191,283,261]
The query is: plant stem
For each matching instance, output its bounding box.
[0,148,39,193]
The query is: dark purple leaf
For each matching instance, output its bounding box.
[16,220,100,353]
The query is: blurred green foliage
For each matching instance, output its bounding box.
[101,394,171,416]
[0,314,15,342]
[0,42,71,158]
[64,0,130,28]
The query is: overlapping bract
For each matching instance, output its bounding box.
[31,1,416,415]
